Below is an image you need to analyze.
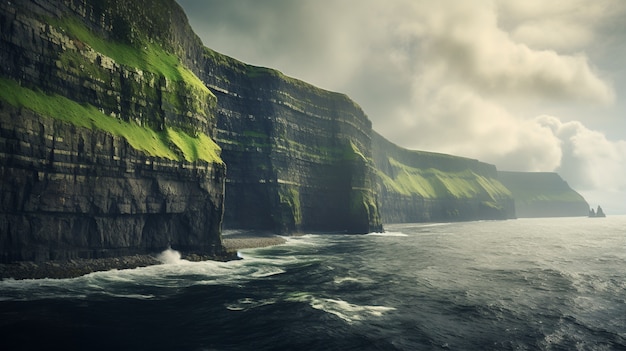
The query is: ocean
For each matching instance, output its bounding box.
[1,216,625,350]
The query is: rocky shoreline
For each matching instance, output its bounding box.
[0,235,286,280]
[0,255,163,280]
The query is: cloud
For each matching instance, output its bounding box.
[375,0,615,172]
[403,1,614,104]
[536,115,626,192]
[496,0,620,51]
[383,79,564,172]
[536,115,626,213]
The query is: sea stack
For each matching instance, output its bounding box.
[589,205,606,217]
[596,206,606,217]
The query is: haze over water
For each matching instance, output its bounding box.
[1,216,625,350]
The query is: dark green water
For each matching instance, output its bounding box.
[1,217,625,350]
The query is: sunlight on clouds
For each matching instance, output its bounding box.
[497,0,619,51]
[391,81,563,172]
[373,0,618,191]
[536,115,626,191]
[510,20,592,51]
[535,115,626,213]
[405,0,614,104]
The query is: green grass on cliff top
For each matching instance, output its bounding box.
[379,158,511,200]
[498,172,587,203]
[167,128,221,163]
[503,184,586,203]
[0,78,222,164]
[52,17,214,100]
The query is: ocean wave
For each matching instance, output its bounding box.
[156,248,187,265]
[419,223,453,227]
[225,297,277,311]
[0,249,303,300]
[100,292,156,300]
[333,276,375,285]
[282,234,326,246]
[366,231,408,237]
[286,292,395,323]
[248,266,286,278]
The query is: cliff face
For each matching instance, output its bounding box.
[0,0,226,262]
[199,51,382,233]
[498,171,589,217]
[372,132,515,223]
[1,0,591,268]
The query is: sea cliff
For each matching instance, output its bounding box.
[200,50,382,234]
[372,132,515,222]
[498,171,589,217]
[0,0,226,263]
[0,0,591,276]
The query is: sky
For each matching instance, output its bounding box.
[177,0,626,214]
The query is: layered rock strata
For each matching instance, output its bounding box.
[0,0,226,263]
[200,51,383,234]
[372,132,515,223]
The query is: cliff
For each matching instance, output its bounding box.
[0,0,382,269]
[498,171,589,217]
[0,0,226,263]
[372,132,515,223]
[0,0,590,273]
[198,49,382,234]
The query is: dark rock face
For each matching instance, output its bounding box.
[0,100,225,263]
[200,51,383,234]
[0,0,226,263]
[372,132,516,223]
[498,171,589,217]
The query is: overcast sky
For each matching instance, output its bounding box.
[177,0,626,214]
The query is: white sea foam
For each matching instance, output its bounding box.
[333,277,361,284]
[5,245,310,302]
[225,297,277,311]
[311,297,395,323]
[366,231,408,237]
[287,293,395,323]
[101,293,156,300]
[333,276,374,285]
[249,266,286,278]
[420,222,452,227]
[282,234,325,246]
[156,247,187,265]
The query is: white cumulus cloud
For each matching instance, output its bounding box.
[536,115,626,192]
